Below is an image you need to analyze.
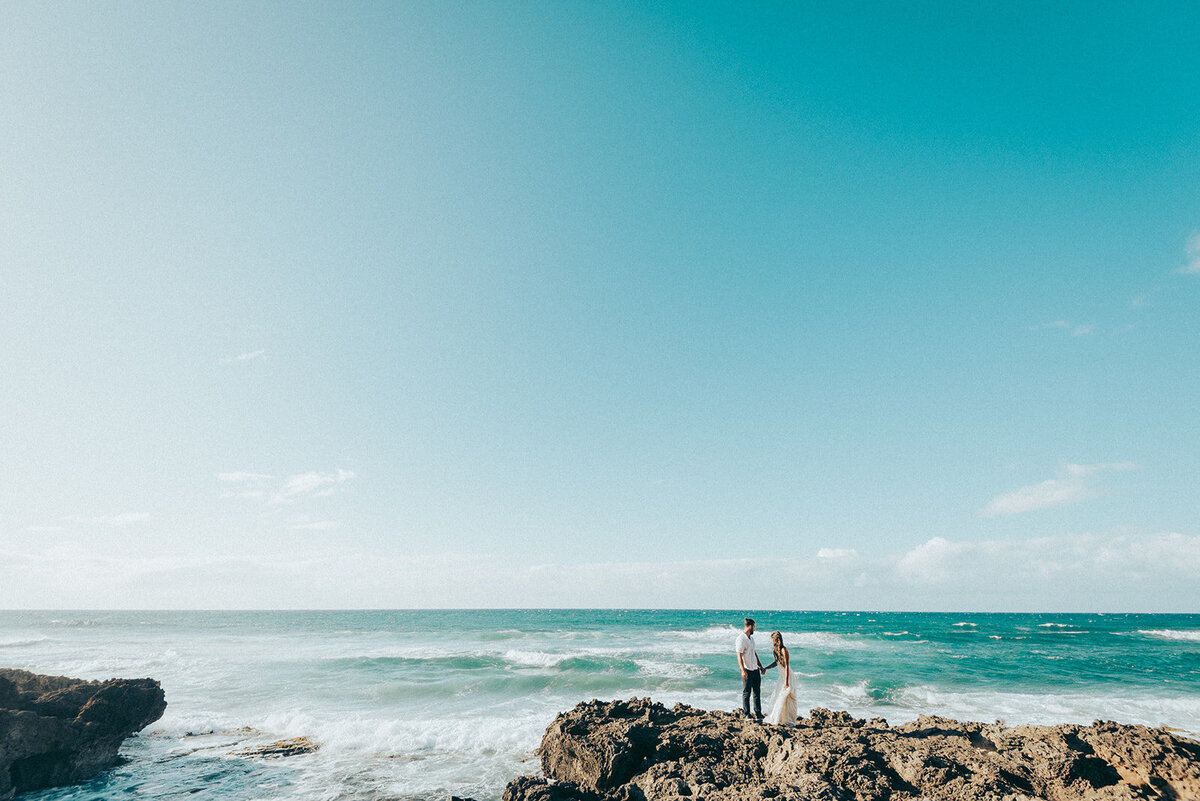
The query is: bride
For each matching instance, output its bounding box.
[764,631,798,725]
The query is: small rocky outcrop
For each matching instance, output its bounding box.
[0,668,167,799]
[505,698,1200,801]
[230,736,321,759]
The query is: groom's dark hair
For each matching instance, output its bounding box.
[744,617,755,628]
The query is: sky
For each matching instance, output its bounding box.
[1,1,1198,611]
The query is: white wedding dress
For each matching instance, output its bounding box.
[764,666,798,725]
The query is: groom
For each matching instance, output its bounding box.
[735,617,769,721]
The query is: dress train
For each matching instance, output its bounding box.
[764,667,798,725]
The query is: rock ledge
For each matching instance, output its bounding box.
[0,668,167,799]
[504,698,1200,801]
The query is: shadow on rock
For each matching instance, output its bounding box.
[0,668,166,800]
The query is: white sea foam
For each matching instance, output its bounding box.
[1038,623,1073,628]
[6,611,1199,801]
[634,660,710,679]
[500,649,567,668]
[951,622,977,627]
[787,631,870,651]
[656,626,868,654]
[150,704,554,801]
[657,625,741,645]
[889,685,1200,737]
[0,636,49,648]
[832,679,873,701]
[257,707,546,757]
[1139,629,1200,643]
[326,640,706,669]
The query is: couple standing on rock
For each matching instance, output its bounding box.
[735,617,798,725]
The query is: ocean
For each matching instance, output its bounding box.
[2,609,1198,800]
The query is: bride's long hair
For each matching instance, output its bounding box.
[770,631,785,666]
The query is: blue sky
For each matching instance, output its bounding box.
[2,1,1198,610]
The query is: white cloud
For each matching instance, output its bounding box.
[271,469,356,504]
[817,547,857,560]
[1177,232,1200,275]
[981,477,1095,516]
[1064,461,1137,478]
[0,545,316,608]
[980,462,1137,517]
[220,349,267,364]
[893,532,1200,598]
[4,530,1198,610]
[219,469,356,504]
[895,537,968,583]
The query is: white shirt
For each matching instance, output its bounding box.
[735,631,761,670]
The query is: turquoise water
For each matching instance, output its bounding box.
[2,610,1198,800]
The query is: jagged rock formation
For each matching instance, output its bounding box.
[0,668,166,799]
[504,698,1200,801]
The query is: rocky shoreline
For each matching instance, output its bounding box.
[4,672,1198,801]
[0,668,166,799]
[500,698,1200,801]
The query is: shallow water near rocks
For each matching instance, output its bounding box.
[3,609,1198,800]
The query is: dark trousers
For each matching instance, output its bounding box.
[742,668,762,718]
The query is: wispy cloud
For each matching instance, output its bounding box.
[271,469,356,504]
[895,531,1200,592]
[980,462,1137,517]
[219,469,356,504]
[817,547,858,560]
[1063,461,1138,477]
[1177,232,1200,275]
[219,349,267,364]
[895,537,969,584]
[1029,320,1094,337]
[6,530,1198,610]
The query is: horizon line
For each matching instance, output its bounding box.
[2,607,1194,615]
